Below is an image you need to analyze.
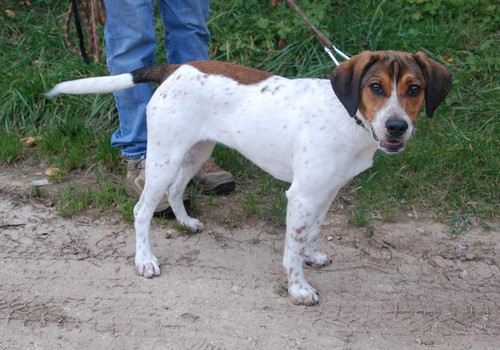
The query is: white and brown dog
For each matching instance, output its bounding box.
[47,51,452,305]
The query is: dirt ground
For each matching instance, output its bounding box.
[0,164,498,350]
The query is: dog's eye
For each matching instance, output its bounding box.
[370,83,383,95]
[409,84,422,96]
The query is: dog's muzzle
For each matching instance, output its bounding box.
[372,118,409,154]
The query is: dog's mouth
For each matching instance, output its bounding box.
[379,139,405,153]
[371,128,406,153]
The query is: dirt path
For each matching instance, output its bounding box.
[0,168,498,349]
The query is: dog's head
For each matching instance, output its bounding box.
[330,50,452,153]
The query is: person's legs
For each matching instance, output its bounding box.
[159,0,210,64]
[104,0,175,215]
[104,0,156,158]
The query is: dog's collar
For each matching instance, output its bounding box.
[353,114,368,130]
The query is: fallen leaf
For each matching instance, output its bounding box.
[45,167,61,177]
[439,55,453,63]
[20,136,42,147]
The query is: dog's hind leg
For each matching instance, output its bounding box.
[133,149,191,278]
[167,141,216,231]
[133,184,165,278]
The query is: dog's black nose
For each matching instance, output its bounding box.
[386,119,408,137]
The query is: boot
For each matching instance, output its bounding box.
[193,158,235,194]
[124,157,188,218]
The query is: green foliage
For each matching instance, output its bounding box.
[171,222,196,233]
[56,174,136,222]
[57,186,94,217]
[275,280,289,297]
[243,192,260,217]
[447,212,471,237]
[402,0,498,24]
[266,191,288,227]
[0,130,22,164]
[347,208,371,229]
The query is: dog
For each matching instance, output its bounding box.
[47,50,452,305]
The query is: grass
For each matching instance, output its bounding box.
[1,0,498,229]
[56,174,136,222]
[0,130,22,163]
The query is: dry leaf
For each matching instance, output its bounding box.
[45,167,61,177]
[439,55,453,63]
[20,136,41,147]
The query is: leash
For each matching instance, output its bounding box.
[65,0,106,64]
[285,0,349,66]
[286,0,368,130]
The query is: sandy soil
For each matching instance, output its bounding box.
[0,165,498,349]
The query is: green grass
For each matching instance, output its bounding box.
[275,280,289,298]
[1,0,498,228]
[56,173,136,222]
[0,130,22,163]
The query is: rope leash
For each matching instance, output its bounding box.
[286,0,349,66]
[65,0,106,64]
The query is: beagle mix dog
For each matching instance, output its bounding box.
[47,50,452,305]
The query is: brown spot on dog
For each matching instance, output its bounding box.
[160,61,273,85]
[295,225,306,234]
[358,70,393,123]
[294,236,306,244]
[397,73,425,124]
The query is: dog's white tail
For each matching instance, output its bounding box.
[45,64,171,98]
[45,73,136,97]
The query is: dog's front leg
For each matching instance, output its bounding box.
[304,189,338,268]
[283,187,334,306]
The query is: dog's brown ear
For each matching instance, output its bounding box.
[413,52,452,117]
[330,51,378,117]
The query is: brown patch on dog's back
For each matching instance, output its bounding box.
[132,61,273,87]
[171,61,273,85]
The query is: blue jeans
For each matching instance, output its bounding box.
[104,0,210,158]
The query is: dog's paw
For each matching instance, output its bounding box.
[182,218,205,232]
[305,251,332,268]
[135,253,160,278]
[289,283,319,306]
